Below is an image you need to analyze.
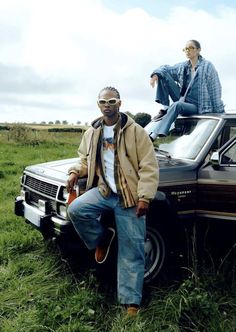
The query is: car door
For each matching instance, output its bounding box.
[197,136,236,221]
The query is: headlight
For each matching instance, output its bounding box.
[58,185,79,204]
[62,187,69,201]
[20,189,26,200]
[61,185,79,202]
[58,204,67,218]
[21,174,26,185]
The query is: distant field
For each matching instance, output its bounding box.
[0,123,86,146]
[0,122,88,131]
[27,124,88,130]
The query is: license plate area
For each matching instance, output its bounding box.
[23,202,45,227]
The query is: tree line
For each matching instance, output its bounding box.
[41,112,151,127]
[1,112,151,128]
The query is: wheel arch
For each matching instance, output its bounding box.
[144,191,181,283]
[147,190,177,226]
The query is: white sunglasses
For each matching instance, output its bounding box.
[97,98,120,105]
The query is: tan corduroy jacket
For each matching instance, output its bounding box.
[68,112,159,208]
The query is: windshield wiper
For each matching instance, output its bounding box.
[154,147,172,159]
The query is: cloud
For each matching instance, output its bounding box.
[0,0,236,124]
[0,63,78,94]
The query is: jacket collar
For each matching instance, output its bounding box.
[91,112,133,130]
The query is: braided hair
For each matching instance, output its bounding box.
[98,86,120,99]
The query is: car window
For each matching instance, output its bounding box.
[229,126,236,140]
[221,141,236,165]
[220,121,236,145]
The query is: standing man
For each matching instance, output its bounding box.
[67,86,159,315]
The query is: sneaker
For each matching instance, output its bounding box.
[157,133,167,138]
[153,109,167,120]
[126,305,140,316]
[95,227,115,264]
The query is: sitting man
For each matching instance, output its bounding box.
[150,39,224,139]
[66,86,159,315]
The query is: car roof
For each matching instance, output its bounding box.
[181,112,236,120]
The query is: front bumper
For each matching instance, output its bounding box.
[15,197,73,238]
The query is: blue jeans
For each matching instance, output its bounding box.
[155,71,198,136]
[157,101,198,136]
[67,187,146,306]
[155,71,180,105]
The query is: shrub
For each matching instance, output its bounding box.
[134,112,151,127]
[7,125,39,145]
[0,125,10,131]
[48,127,83,133]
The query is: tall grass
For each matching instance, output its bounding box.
[0,127,235,331]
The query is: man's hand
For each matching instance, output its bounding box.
[150,74,158,88]
[66,173,79,193]
[136,201,149,218]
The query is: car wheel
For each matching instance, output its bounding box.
[144,226,166,283]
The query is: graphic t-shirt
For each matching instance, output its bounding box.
[102,124,117,193]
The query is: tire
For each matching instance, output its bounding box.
[144,226,166,283]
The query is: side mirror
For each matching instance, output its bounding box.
[210,151,220,169]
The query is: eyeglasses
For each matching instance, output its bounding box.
[97,98,120,105]
[183,46,197,52]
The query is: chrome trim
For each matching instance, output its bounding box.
[178,208,236,221]
[159,180,196,187]
[51,216,71,226]
[23,171,66,204]
[24,170,64,187]
[198,179,236,185]
[177,210,195,215]
[197,210,236,221]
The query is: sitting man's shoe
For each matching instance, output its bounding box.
[153,109,167,120]
[126,304,140,316]
[157,133,167,138]
[95,227,115,264]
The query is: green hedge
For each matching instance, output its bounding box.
[48,127,83,133]
[0,125,10,131]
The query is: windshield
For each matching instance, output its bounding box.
[145,117,219,160]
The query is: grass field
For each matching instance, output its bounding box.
[0,127,235,331]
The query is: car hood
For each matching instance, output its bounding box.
[158,156,197,183]
[25,158,79,183]
[25,156,197,185]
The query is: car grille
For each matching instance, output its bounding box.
[25,176,58,198]
[29,191,56,212]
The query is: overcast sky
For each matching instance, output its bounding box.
[1,0,236,125]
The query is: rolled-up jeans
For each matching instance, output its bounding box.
[67,187,146,306]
